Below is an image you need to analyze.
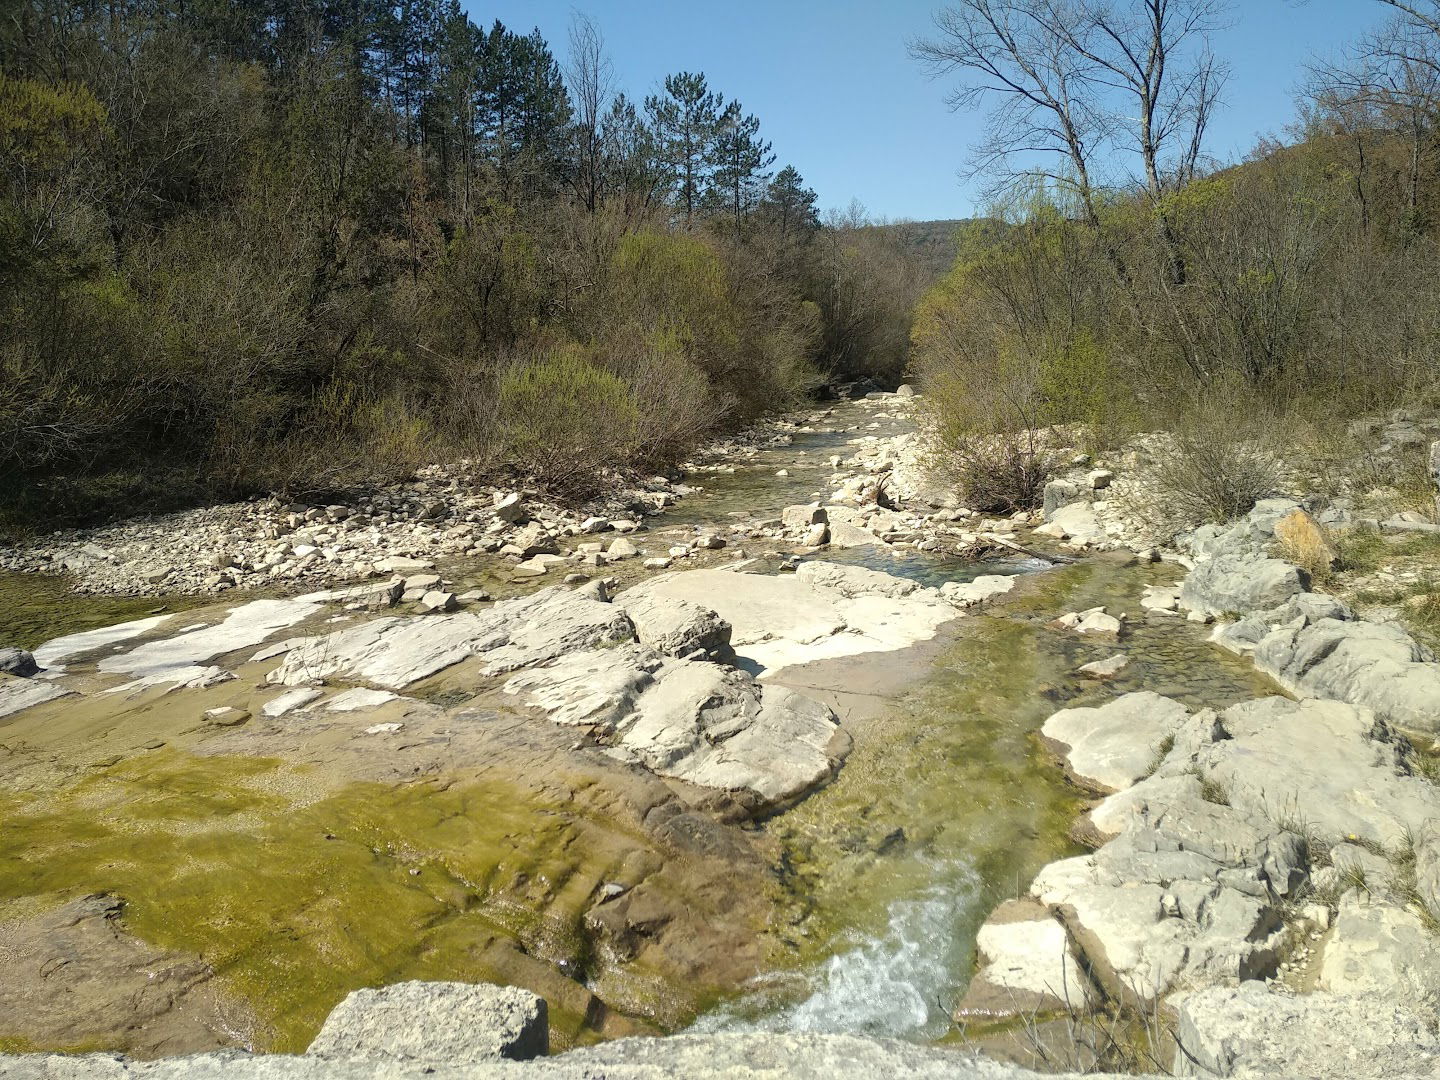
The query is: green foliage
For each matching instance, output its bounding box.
[0,4,917,532]
[497,348,640,491]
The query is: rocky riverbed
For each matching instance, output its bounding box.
[2,392,1439,1078]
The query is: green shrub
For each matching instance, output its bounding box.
[497,347,640,491]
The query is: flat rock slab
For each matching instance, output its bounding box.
[307,981,547,1063]
[1174,983,1440,1079]
[30,614,172,672]
[1041,691,1189,793]
[98,599,323,684]
[1318,893,1440,1010]
[504,644,848,807]
[939,574,1015,609]
[1198,697,1435,850]
[621,564,956,676]
[954,899,1096,1020]
[0,674,74,719]
[1253,617,1440,735]
[269,588,634,689]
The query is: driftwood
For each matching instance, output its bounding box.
[955,533,1077,565]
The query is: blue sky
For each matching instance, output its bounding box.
[467,0,1388,221]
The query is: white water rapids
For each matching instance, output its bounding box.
[694,858,983,1041]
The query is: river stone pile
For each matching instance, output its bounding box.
[0,467,694,597]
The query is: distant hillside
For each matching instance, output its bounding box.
[870,218,995,280]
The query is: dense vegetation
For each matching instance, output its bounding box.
[910,0,1440,516]
[0,1,925,531]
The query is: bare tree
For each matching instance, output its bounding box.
[912,0,1226,285]
[1310,8,1440,230]
[911,0,1111,226]
[564,13,614,213]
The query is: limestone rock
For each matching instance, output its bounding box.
[0,647,39,677]
[1042,479,1083,520]
[1198,697,1435,849]
[621,565,956,675]
[1180,555,1307,617]
[201,706,249,727]
[1077,653,1128,679]
[0,674,73,719]
[826,521,884,548]
[269,588,634,689]
[782,504,827,529]
[953,899,1097,1020]
[505,645,847,807]
[1041,692,1189,793]
[1030,848,1283,1006]
[619,593,733,661]
[1252,617,1440,734]
[939,574,1015,609]
[1174,983,1440,1078]
[1319,892,1440,1013]
[307,981,547,1063]
[493,493,526,524]
[607,537,639,560]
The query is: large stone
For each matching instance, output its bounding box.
[1030,846,1283,1006]
[269,588,634,689]
[1040,501,1102,544]
[1197,697,1435,850]
[0,647,39,677]
[781,503,827,529]
[939,574,1015,609]
[308,981,547,1063]
[1180,555,1307,617]
[512,524,560,558]
[619,594,732,660]
[614,661,848,806]
[1252,617,1440,734]
[793,560,926,600]
[1319,892,1440,1013]
[953,899,1097,1020]
[505,645,847,806]
[620,566,955,675]
[493,492,526,524]
[1041,692,1190,793]
[825,521,884,548]
[1174,983,1440,1078]
[1086,772,1308,897]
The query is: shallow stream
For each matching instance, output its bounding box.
[0,399,1283,1055]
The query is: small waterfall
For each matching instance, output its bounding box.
[696,859,982,1041]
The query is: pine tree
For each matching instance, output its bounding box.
[644,71,726,224]
[708,106,773,237]
[758,165,819,237]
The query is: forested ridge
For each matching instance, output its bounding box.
[0,1,925,532]
[908,0,1440,518]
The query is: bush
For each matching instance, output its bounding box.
[1147,434,1281,530]
[496,347,640,492]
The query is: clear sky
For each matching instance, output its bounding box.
[466,0,1390,221]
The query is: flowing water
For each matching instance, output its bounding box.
[0,399,1284,1055]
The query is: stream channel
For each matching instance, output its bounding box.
[0,399,1282,1056]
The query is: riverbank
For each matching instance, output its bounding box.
[3,392,1438,1076]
